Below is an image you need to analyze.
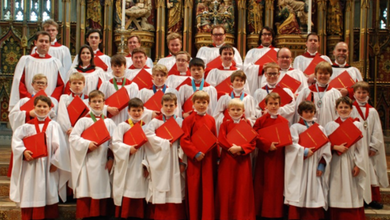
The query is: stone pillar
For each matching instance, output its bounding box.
[62,0,71,48]
[345,0,354,65]
[237,0,247,57]
[264,0,274,28]
[360,0,369,79]
[103,0,114,56]
[183,0,194,55]
[76,0,87,53]
[317,0,327,55]
[155,0,166,61]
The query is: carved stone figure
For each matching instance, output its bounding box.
[327,0,343,36]
[167,0,184,33]
[276,0,310,34]
[86,0,103,29]
[125,0,155,31]
[247,0,263,34]
[195,0,235,34]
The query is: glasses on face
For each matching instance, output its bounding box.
[212,33,225,37]
[278,56,291,59]
[90,100,103,104]
[266,72,279,76]
[33,81,47,85]
[262,33,272,36]
[176,59,188,63]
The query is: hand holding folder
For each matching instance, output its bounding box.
[257,121,292,148]
[254,49,278,65]
[278,74,301,94]
[132,69,153,90]
[144,90,164,112]
[23,132,48,160]
[227,120,258,146]
[123,123,147,149]
[105,87,130,117]
[298,123,329,157]
[215,77,232,99]
[156,117,184,143]
[67,96,89,127]
[182,95,194,114]
[81,119,111,149]
[328,118,363,156]
[303,54,326,76]
[191,124,217,153]
[328,71,356,89]
[20,90,48,112]
[258,86,292,110]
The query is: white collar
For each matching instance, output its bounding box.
[222,63,232,69]
[93,49,100,54]
[51,38,57,45]
[308,51,318,56]
[335,60,347,68]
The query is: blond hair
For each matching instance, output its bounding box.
[263,62,280,73]
[42,19,58,30]
[89,90,105,101]
[228,98,244,109]
[176,51,191,62]
[69,72,85,83]
[167,33,182,43]
[314,61,332,75]
[264,92,281,104]
[32,74,47,83]
[152,64,168,76]
[353,81,369,93]
[192,91,210,103]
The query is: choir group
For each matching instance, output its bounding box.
[7,19,389,220]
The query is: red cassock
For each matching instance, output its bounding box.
[253,113,288,218]
[215,117,256,220]
[180,112,219,220]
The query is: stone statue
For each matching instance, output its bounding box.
[124,0,155,31]
[167,0,184,33]
[276,0,310,34]
[327,0,343,36]
[196,1,213,33]
[247,0,264,34]
[195,0,235,34]
[86,0,103,29]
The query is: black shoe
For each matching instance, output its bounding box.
[369,201,384,209]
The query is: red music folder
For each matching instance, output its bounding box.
[328,118,363,156]
[67,96,90,127]
[303,54,326,75]
[123,123,147,149]
[156,117,184,143]
[207,56,223,69]
[298,123,329,155]
[94,56,108,71]
[168,64,179,76]
[105,87,130,117]
[278,74,302,94]
[144,90,164,112]
[175,77,192,90]
[215,77,232,99]
[20,90,48,112]
[257,121,292,147]
[81,119,111,147]
[191,124,217,153]
[227,120,258,146]
[23,132,48,160]
[254,48,278,65]
[328,70,356,89]
[258,86,293,110]
[132,69,153,90]
[182,94,194,113]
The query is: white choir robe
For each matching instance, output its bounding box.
[284,123,332,209]
[351,105,389,188]
[331,66,363,82]
[126,56,154,69]
[325,120,371,207]
[125,67,152,81]
[177,84,217,117]
[65,66,107,94]
[112,122,149,206]
[9,55,64,110]
[292,54,332,74]
[32,40,72,80]
[259,68,308,96]
[10,120,71,207]
[9,96,59,131]
[156,55,176,71]
[166,75,190,90]
[196,46,243,68]
[253,86,296,124]
[294,87,341,126]
[138,87,181,116]
[213,92,259,133]
[72,51,111,73]
[69,117,116,199]
[205,67,251,94]
[142,117,186,204]
[99,81,139,125]
[243,47,280,95]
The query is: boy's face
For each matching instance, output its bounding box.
[128,107,144,120]
[35,34,50,55]
[228,105,244,118]
[152,71,167,86]
[193,99,208,113]
[80,48,92,64]
[265,68,280,85]
[32,78,48,91]
[168,38,182,55]
[232,77,245,89]
[34,100,51,116]
[112,64,126,77]
[354,88,369,102]
[162,100,177,115]
[70,80,85,94]
[89,96,104,111]
[176,54,189,69]
[44,25,58,42]
[132,52,146,68]
[266,98,280,114]
[301,110,315,120]
[315,69,331,85]
[127,37,141,53]
[220,49,234,65]
[190,66,204,80]
[336,102,352,118]
[87,32,102,49]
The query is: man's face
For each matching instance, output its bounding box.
[127,37,141,53]
[261,29,272,47]
[277,49,292,69]
[87,32,102,50]
[211,27,226,46]
[168,38,182,55]
[35,34,51,55]
[333,43,349,64]
[44,25,58,42]
[132,52,147,68]
[306,35,319,53]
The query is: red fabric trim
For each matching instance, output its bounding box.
[302,52,320,58]
[288,205,324,220]
[308,84,331,92]
[109,78,132,86]
[76,197,113,218]
[31,52,51,59]
[332,62,351,68]
[21,203,59,220]
[51,42,62,47]
[329,207,365,220]
[217,65,238,71]
[372,186,382,202]
[126,53,132,58]
[19,70,32,99]
[51,72,65,101]
[146,203,186,220]
[115,197,145,218]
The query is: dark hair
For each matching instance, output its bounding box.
[34,95,52,107]
[161,92,177,105]
[219,44,235,55]
[131,47,147,57]
[189,58,205,69]
[306,32,319,42]
[86,29,103,51]
[35,31,51,43]
[111,54,127,67]
[335,96,353,108]
[211,25,226,35]
[230,70,246,82]
[88,90,105,101]
[258,26,276,46]
[352,81,370,93]
[128,97,144,109]
[298,101,316,115]
[78,44,95,68]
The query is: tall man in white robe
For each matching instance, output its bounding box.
[126,35,154,68]
[157,33,184,74]
[9,31,64,110]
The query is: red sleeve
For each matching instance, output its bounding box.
[240,120,256,155]
[19,71,32,99]
[258,65,264,76]
[25,109,32,122]
[204,67,212,79]
[63,82,71,95]
[51,72,64,101]
[209,118,220,156]
[97,78,103,90]
[347,87,354,100]
[253,118,271,152]
[217,121,232,151]
[319,157,326,165]
[107,148,114,159]
[180,116,201,159]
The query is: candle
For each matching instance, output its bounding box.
[307,0,312,33]
[122,0,126,30]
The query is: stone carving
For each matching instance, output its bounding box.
[275,0,311,34]
[195,0,235,34]
[120,0,155,31]
[167,0,184,33]
[247,0,264,34]
[327,0,343,36]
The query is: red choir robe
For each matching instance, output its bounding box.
[253,113,288,218]
[216,116,256,220]
[180,111,219,220]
